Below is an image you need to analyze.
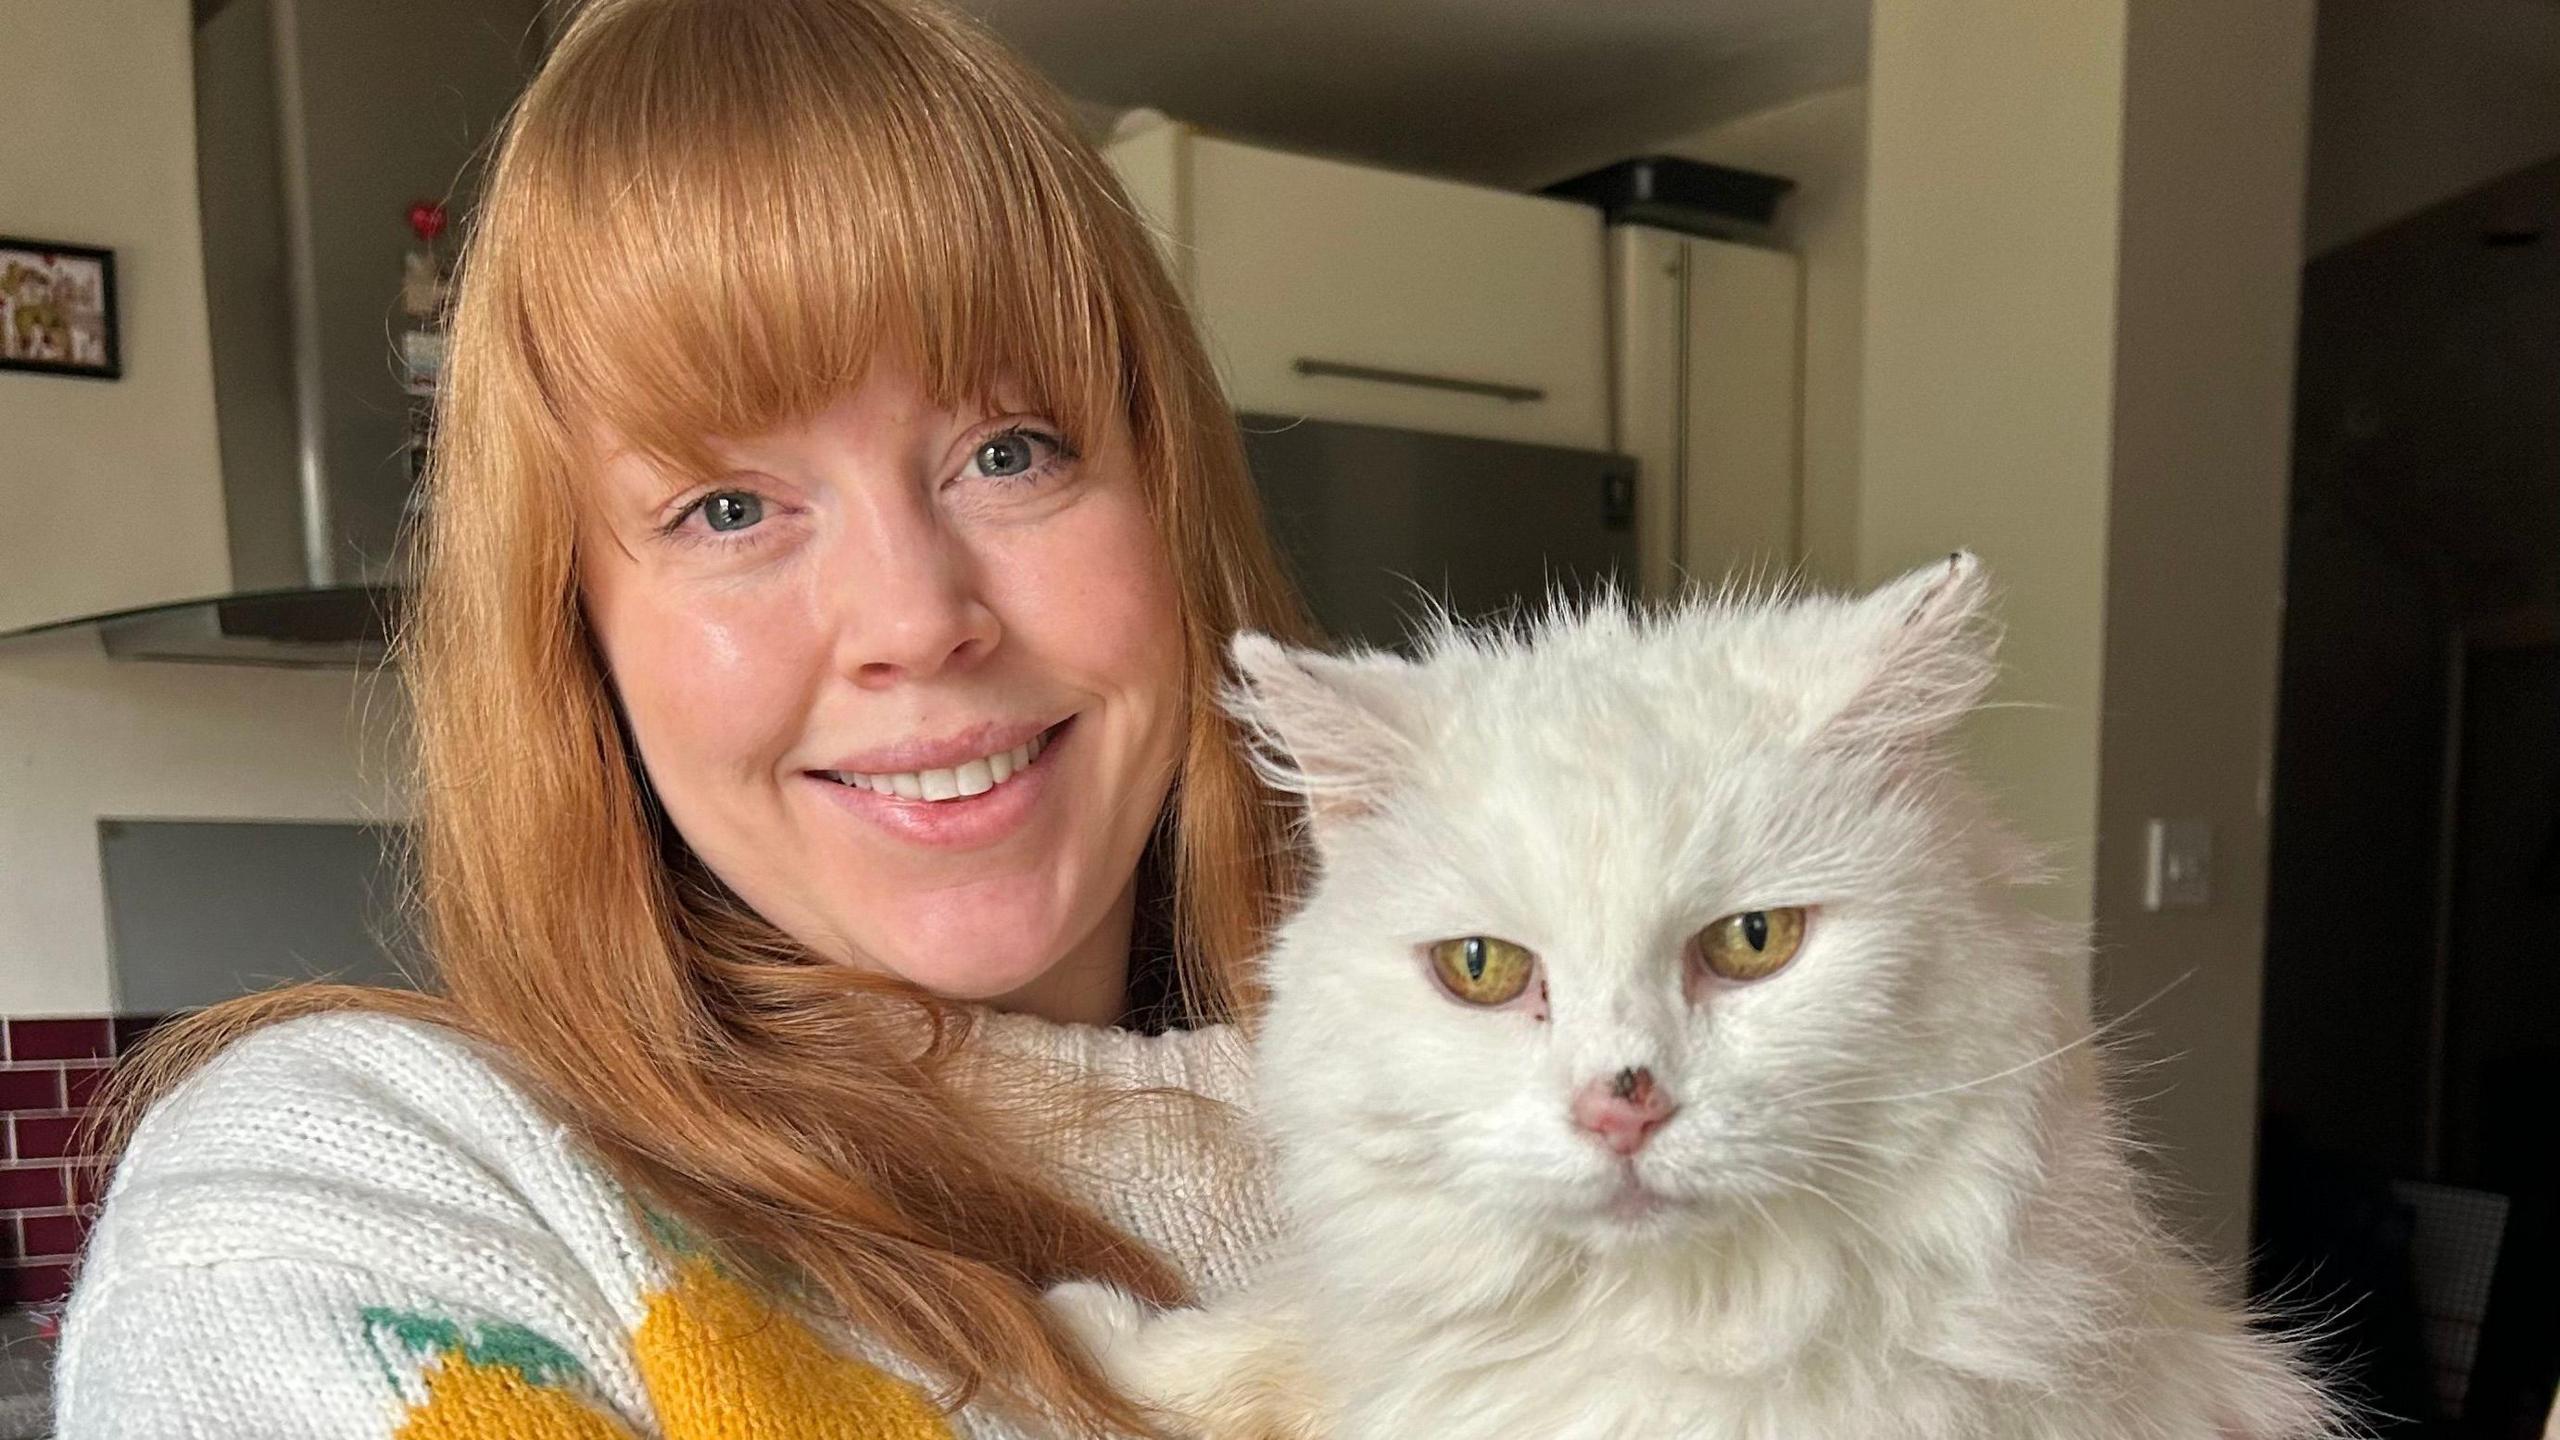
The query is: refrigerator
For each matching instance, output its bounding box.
[1237,413,1640,651]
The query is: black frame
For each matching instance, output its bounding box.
[0,235,121,380]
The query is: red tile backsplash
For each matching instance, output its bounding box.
[0,1165,66,1211]
[2,1010,172,1308]
[61,1063,109,1111]
[0,1068,60,1112]
[6,1018,113,1063]
[2,1262,72,1306]
[18,1211,88,1259]
[12,1115,82,1161]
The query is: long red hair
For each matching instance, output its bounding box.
[101,0,1311,1432]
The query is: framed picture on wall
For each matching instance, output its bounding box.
[0,236,121,380]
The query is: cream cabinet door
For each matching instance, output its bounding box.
[1107,123,1609,450]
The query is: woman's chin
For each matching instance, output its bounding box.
[868,941,1064,1004]
[853,894,1091,1004]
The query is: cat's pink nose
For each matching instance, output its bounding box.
[1571,1067,1679,1156]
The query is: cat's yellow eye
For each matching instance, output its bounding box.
[1427,936,1538,1006]
[1695,907,1808,982]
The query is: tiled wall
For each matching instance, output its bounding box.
[2,1015,163,1307]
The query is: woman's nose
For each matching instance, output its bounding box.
[826,498,1002,687]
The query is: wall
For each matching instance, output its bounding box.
[0,630,408,1015]
[1858,0,2131,938]
[0,0,407,1019]
[0,0,233,633]
[2088,0,2316,1269]
[2303,0,2560,258]
[1651,86,1867,592]
[1858,0,2315,1271]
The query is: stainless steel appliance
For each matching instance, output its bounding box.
[1237,414,1639,650]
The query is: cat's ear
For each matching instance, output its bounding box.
[1808,551,1998,753]
[1224,632,1420,827]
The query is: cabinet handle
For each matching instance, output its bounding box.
[1292,358,1546,404]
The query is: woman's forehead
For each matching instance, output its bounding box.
[570,360,1069,479]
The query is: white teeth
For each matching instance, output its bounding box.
[831,726,1055,802]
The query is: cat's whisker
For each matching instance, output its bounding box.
[1786,971,2197,1112]
[1787,1043,2081,1110]
[1762,1136,1893,1184]
[1728,1177,1785,1249]
[1749,1141,1898,1201]
[1746,1166,1899,1257]
[1756,1070,1897,1108]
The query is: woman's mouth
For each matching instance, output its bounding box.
[804,719,1073,849]
[816,724,1056,802]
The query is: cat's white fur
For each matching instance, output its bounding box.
[1053,555,2342,1440]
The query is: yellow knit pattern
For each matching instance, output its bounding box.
[636,1258,957,1439]
[390,1260,955,1440]
[395,1360,637,1440]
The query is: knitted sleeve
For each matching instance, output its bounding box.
[59,1259,646,1439]
[52,1013,963,1440]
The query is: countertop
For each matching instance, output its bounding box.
[0,1308,52,1439]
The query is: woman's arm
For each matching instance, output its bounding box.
[55,1011,962,1440]
[60,1260,644,1439]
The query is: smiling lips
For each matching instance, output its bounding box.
[805,718,1070,850]
[818,728,1052,802]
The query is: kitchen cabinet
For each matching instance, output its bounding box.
[1609,225,1802,598]
[1106,119,1610,451]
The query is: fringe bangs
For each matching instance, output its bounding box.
[489,0,1131,482]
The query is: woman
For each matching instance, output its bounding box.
[55,0,1312,1435]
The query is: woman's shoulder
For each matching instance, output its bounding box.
[85,1008,651,1276]
[124,1006,527,1119]
[59,1011,669,1436]
[101,1011,600,1209]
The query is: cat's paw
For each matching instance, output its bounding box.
[1044,1279,1151,1359]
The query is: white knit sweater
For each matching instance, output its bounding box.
[53,1010,1280,1439]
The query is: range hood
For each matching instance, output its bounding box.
[85,587,402,668]
[3,0,543,666]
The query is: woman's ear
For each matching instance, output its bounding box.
[1223,633,1421,835]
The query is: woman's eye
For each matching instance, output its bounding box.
[699,490,764,533]
[969,426,1071,482]
[976,433,1037,477]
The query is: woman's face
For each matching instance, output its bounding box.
[578,359,1187,1023]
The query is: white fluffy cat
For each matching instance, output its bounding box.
[1053,554,2341,1440]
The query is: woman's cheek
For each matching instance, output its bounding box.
[626,591,821,775]
[1004,492,1182,670]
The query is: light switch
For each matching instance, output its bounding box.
[2144,818,2213,911]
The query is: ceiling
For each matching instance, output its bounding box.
[963,0,1867,190]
